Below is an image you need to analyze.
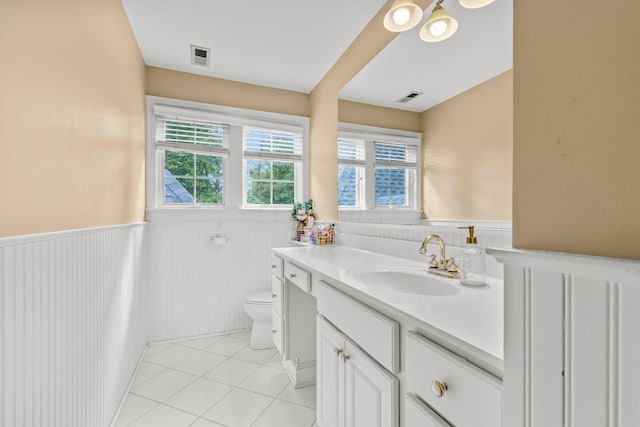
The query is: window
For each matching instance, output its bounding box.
[374,142,417,207]
[148,99,309,210]
[243,127,303,206]
[337,138,365,208]
[156,115,228,205]
[337,123,421,212]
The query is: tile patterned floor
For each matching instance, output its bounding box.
[114,331,318,427]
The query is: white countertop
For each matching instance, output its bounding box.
[273,244,504,366]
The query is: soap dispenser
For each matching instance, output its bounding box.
[458,226,486,286]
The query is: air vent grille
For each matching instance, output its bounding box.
[190,45,211,67]
[397,91,423,103]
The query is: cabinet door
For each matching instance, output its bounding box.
[344,341,399,427]
[317,317,345,427]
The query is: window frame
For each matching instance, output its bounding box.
[146,96,309,211]
[337,122,422,217]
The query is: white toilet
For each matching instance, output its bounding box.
[243,292,275,350]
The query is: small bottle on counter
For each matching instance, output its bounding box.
[458,226,486,287]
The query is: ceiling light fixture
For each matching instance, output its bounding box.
[383,0,423,32]
[383,0,494,43]
[459,0,495,9]
[419,0,458,43]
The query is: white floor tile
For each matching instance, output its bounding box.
[127,403,197,427]
[172,350,228,376]
[114,394,158,427]
[277,383,316,409]
[227,330,251,342]
[232,346,277,364]
[164,378,233,416]
[144,342,173,357]
[189,418,226,427]
[203,358,261,386]
[177,335,224,350]
[238,365,290,397]
[204,336,248,356]
[132,369,197,402]
[132,362,167,387]
[145,344,202,368]
[263,352,284,370]
[201,388,273,427]
[251,399,316,427]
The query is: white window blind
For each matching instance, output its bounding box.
[243,127,303,160]
[156,115,229,156]
[374,142,418,168]
[338,138,366,166]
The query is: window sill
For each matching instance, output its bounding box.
[145,207,293,223]
[338,209,423,224]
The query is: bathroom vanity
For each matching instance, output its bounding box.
[271,245,504,427]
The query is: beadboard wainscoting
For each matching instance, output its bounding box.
[145,210,296,342]
[0,224,147,427]
[489,248,640,427]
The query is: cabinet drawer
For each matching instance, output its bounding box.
[271,276,283,316]
[317,281,399,373]
[284,261,311,293]
[271,254,283,278]
[405,332,502,427]
[272,311,284,355]
[405,393,451,427]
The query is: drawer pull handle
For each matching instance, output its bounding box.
[289,272,297,279]
[342,353,350,363]
[431,380,448,398]
[334,347,343,356]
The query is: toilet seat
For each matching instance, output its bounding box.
[245,292,272,305]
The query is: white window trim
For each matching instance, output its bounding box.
[337,122,422,215]
[146,96,309,212]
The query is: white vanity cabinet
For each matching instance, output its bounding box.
[317,316,399,427]
[271,254,317,387]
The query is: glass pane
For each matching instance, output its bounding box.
[246,159,272,180]
[195,124,224,146]
[272,162,294,181]
[375,168,407,207]
[338,165,357,207]
[165,151,194,176]
[165,122,195,144]
[196,178,223,204]
[164,174,194,204]
[196,154,223,179]
[246,181,272,204]
[273,182,295,205]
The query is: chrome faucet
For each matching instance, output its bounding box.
[419,235,459,279]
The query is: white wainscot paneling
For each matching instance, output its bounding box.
[147,218,295,341]
[489,248,640,427]
[0,224,147,427]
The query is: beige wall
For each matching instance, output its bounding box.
[513,1,640,260]
[339,100,422,133]
[422,70,513,221]
[146,67,310,117]
[0,0,146,237]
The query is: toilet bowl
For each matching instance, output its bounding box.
[243,292,275,350]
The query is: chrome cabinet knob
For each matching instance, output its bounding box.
[272,330,277,334]
[271,264,277,268]
[272,293,277,298]
[289,272,296,279]
[431,380,448,397]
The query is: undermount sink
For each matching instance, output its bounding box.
[346,265,459,296]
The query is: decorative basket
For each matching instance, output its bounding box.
[309,223,334,245]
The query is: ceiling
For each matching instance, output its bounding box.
[122,0,512,112]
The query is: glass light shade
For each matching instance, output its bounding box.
[383,0,423,32]
[459,0,495,9]
[419,5,458,42]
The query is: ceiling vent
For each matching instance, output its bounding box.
[190,45,211,67]
[397,91,423,103]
